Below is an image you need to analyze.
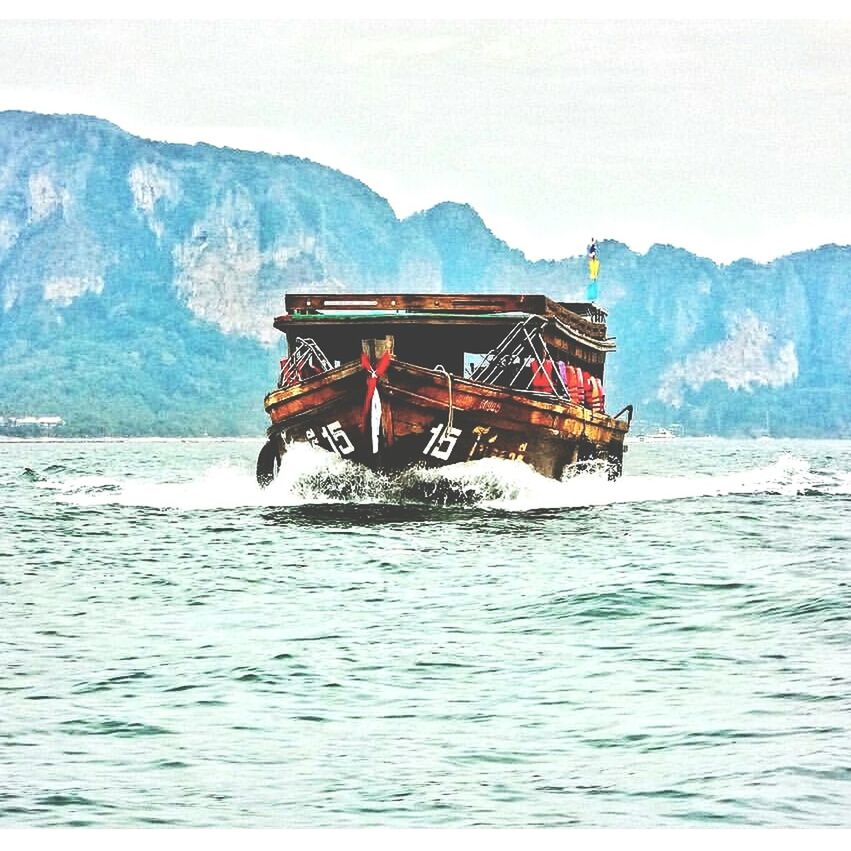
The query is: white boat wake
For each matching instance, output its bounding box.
[35,444,849,512]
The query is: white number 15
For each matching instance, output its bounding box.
[423,423,462,460]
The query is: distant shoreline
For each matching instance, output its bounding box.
[0,435,260,443]
[1,435,849,445]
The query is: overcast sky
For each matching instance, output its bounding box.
[2,14,850,263]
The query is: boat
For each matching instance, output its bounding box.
[256,293,633,485]
[643,427,677,441]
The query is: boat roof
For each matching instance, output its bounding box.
[276,293,610,344]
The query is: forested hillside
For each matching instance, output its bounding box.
[1,111,848,437]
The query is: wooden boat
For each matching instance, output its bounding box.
[256,293,632,485]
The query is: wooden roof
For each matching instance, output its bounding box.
[277,293,610,342]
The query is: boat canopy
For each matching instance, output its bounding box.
[273,293,615,377]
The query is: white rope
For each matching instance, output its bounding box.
[433,364,454,432]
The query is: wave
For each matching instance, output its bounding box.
[35,445,848,512]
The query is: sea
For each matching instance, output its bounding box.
[1,436,850,828]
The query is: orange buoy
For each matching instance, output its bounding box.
[530,358,554,391]
[565,366,577,402]
[583,370,596,409]
[569,366,585,405]
[589,376,604,413]
[594,377,606,413]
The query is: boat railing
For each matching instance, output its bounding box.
[278,337,333,388]
[612,404,634,425]
[559,302,608,325]
[470,316,571,399]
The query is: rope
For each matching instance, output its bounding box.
[433,364,454,432]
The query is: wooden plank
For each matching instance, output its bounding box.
[544,299,608,339]
[361,336,395,361]
[282,293,607,335]
[275,314,523,330]
[285,293,549,315]
[277,295,609,349]
[558,302,608,322]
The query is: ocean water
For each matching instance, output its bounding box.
[1,437,850,828]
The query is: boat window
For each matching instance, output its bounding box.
[464,352,487,378]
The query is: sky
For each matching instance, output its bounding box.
[2,6,850,264]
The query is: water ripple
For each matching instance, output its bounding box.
[2,438,850,827]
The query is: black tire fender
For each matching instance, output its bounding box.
[256,438,282,487]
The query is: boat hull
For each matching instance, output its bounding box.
[259,359,629,483]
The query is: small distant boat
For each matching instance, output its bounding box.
[256,293,633,485]
[644,427,677,441]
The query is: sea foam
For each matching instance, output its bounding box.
[40,445,835,513]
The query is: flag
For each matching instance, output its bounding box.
[588,257,600,280]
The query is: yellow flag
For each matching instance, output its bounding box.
[588,258,600,281]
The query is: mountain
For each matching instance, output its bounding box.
[1,110,849,437]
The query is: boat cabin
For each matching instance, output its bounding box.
[273,293,616,394]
